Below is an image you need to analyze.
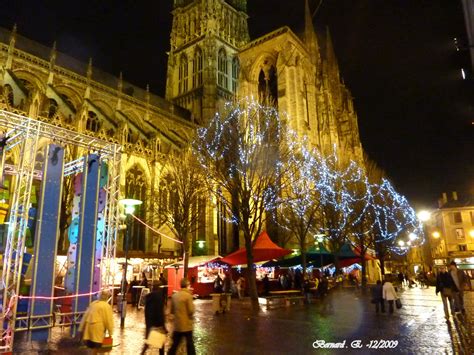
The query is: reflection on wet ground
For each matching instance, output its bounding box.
[15,286,474,354]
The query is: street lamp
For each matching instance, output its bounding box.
[119,198,142,329]
[417,210,431,222]
[315,234,326,270]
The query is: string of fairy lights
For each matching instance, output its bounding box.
[195,98,422,257]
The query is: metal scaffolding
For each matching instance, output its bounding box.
[0,109,121,353]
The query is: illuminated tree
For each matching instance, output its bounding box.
[158,147,208,277]
[349,155,386,287]
[317,150,368,272]
[194,99,298,309]
[371,178,421,275]
[278,144,324,281]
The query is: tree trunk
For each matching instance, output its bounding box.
[361,254,367,288]
[183,238,189,278]
[245,237,259,311]
[379,256,386,276]
[301,242,307,288]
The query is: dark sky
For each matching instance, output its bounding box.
[1,0,473,208]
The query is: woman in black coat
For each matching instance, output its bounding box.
[141,287,166,355]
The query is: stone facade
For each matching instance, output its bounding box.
[0,0,363,256]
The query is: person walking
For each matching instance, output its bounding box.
[371,280,385,313]
[397,272,405,289]
[129,276,139,307]
[79,290,114,354]
[382,280,398,314]
[236,275,245,299]
[141,285,166,355]
[214,274,223,293]
[449,261,470,313]
[168,278,196,355]
[435,265,455,320]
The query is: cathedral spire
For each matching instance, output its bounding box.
[325,27,340,81]
[304,0,320,66]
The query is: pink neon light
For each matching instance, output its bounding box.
[18,290,101,301]
[131,213,183,244]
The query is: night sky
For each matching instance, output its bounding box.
[1,0,473,208]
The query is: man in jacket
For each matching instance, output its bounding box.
[449,261,470,313]
[168,278,195,355]
[435,265,455,320]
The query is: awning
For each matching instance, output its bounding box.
[221,231,292,266]
[165,255,223,269]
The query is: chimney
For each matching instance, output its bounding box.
[452,191,458,201]
[438,192,448,208]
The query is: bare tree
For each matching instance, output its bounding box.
[194,100,298,310]
[158,147,207,277]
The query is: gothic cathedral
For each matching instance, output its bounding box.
[0,0,362,258]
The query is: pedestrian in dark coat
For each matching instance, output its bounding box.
[141,286,166,355]
[371,280,385,313]
[435,265,455,320]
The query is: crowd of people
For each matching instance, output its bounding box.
[370,261,471,320]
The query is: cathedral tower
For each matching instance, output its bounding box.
[166,0,249,123]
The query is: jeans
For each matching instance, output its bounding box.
[375,299,385,313]
[441,293,454,318]
[453,290,464,312]
[387,300,394,314]
[168,331,195,355]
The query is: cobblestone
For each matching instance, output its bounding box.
[14,286,474,354]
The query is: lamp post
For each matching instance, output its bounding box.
[315,234,326,271]
[119,198,142,329]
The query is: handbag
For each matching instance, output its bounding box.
[146,327,167,348]
[96,336,113,353]
[395,298,402,309]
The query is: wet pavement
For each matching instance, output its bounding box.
[14,286,474,354]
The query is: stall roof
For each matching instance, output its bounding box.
[165,255,223,269]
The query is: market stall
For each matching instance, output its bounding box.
[166,256,227,297]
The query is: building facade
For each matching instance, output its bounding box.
[0,0,363,258]
[426,192,474,273]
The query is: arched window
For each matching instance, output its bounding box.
[125,166,147,252]
[178,54,189,94]
[231,57,239,93]
[4,85,14,107]
[258,65,278,107]
[86,111,100,132]
[217,49,228,89]
[125,128,134,143]
[48,98,58,118]
[193,48,203,88]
